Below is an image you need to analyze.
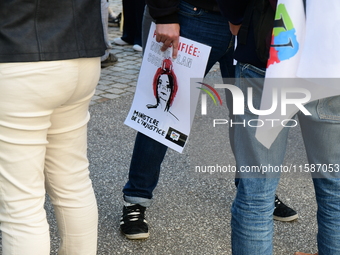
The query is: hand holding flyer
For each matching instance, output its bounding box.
[125,22,211,153]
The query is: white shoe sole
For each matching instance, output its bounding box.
[124,232,149,240]
[273,213,299,222]
[132,44,142,52]
[113,38,129,45]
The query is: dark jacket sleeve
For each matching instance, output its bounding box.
[216,0,251,25]
[269,0,277,10]
[146,0,180,24]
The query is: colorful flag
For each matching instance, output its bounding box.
[255,0,340,148]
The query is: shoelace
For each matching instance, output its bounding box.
[121,206,147,224]
[274,195,281,208]
[126,209,142,222]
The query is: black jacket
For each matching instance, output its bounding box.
[0,0,106,63]
[217,0,277,68]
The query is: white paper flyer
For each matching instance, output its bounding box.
[125,22,211,153]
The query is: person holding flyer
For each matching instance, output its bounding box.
[119,0,235,240]
[119,0,297,240]
[217,0,340,254]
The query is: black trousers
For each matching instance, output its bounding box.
[121,0,145,46]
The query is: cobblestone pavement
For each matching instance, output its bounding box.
[91,0,142,105]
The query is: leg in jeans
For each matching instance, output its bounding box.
[231,63,290,255]
[123,1,234,206]
[123,132,168,207]
[123,7,168,207]
[298,97,340,255]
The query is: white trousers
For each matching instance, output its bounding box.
[0,58,100,255]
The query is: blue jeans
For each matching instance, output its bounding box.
[123,1,234,207]
[231,63,340,255]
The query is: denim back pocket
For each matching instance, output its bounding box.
[317,96,340,121]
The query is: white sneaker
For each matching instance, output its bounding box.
[132,44,142,52]
[113,37,129,45]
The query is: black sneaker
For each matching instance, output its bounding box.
[120,203,149,239]
[108,13,121,27]
[273,194,298,222]
[101,53,118,68]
